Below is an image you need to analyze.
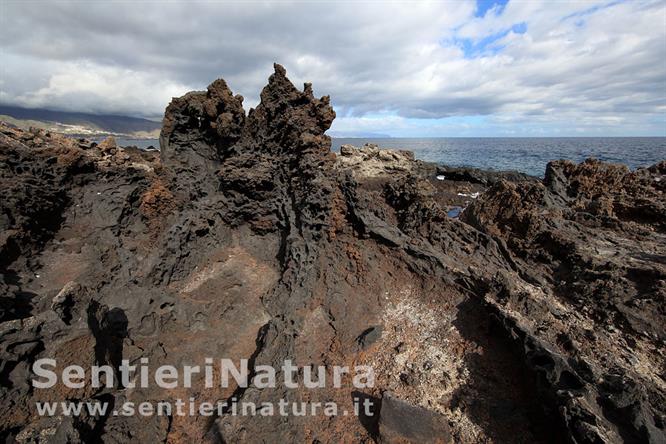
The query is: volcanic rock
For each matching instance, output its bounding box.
[336,143,416,177]
[378,393,452,444]
[0,65,664,444]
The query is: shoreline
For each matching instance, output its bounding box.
[100,134,666,177]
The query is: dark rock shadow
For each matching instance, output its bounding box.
[87,302,128,387]
[450,295,568,444]
[351,391,382,439]
[0,290,37,322]
[0,271,38,322]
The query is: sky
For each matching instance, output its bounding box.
[1,0,665,137]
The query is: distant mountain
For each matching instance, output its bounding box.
[328,130,391,138]
[0,105,161,138]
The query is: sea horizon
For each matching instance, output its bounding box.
[113,135,666,176]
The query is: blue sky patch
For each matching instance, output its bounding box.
[454,22,527,58]
[475,0,508,18]
[561,0,625,22]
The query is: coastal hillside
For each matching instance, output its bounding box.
[0,105,161,138]
[0,66,664,443]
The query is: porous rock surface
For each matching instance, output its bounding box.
[1,65,664,443]
[336,143,416,177]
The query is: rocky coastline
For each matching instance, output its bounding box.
[1,65,664,443]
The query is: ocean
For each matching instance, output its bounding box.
[117,137,666,177]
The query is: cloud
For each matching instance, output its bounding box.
[0,0,664,135]
[2,56,190,116]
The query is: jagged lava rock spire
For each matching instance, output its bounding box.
[159,77,246,196]
[217,63,337,235]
